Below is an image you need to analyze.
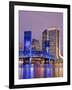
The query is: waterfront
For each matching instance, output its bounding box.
[19,57,63,79]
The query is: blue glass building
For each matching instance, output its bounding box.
[24,31,32,57]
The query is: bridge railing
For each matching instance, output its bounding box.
[19,50,56,60]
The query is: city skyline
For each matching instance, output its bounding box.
[19,30,63,79]
[19,28,60,60]
[19,28,62,56]
[19,11,63,55]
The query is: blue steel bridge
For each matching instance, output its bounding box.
[19,50,56,60]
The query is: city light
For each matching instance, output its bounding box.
[19,29,63,79]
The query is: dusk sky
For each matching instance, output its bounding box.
[19,10,63,54]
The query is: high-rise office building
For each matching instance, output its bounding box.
[42,27,59,59]
[42,29,50,52]
[24,31,32,54]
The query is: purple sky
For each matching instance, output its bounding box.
[19,10,63,53]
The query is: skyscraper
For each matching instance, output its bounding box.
[24,31,32,56]
[24,31,32,55]
[42,29,50,52]
[42,27,59,59]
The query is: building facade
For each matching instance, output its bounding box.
[24,31,32,53]
[42,27,59,59]
[32,39,41,51]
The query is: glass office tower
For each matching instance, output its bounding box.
[24,31,32,56]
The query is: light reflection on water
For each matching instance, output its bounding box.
[19,63,63,79]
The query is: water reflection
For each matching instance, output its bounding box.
[19,57,63,79]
